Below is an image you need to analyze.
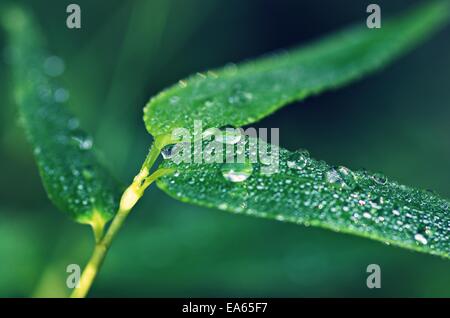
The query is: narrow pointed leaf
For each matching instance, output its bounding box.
[144,0,449,138]
[157,138,450,258]
[2,7,122,232]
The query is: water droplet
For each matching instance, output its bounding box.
[169,96,180,105]
[54,88,69,103]
[210,126,242,145]
[414,233,428,245]
[392,207,401,216]
[324,166,356,190]
[221,162,253,183]
[71,131,93,150]
[260,161,279,176]
[43,56,65,77]
[161,144,177,159]
[68,118,80,130]
[34,147,41,155]
[286,150,309,170]
[415,225,433,244]
[80,138,93,150]
[372,173,387,185]
[363,212,372,219]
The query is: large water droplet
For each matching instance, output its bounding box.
[221,162,253,182]
[286,150,309,170]
[324,166,356,190]
[207,126,242,145]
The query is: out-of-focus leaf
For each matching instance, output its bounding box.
[1,7,122,234]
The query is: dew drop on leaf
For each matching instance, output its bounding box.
[286,150,309,170]
[70,131,93,150]
[372,173,387,185]
[54,87,69,103]
[221,162,253,183]
[161,143,185,160]
[324,166,356,190]
[414,233,428,245]
[215,126,242,145]
[363,212,372,219]
[43,55,65,77]
[161,144,176,159]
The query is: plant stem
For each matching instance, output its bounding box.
[70,142,172,298]
[70,205,129,298]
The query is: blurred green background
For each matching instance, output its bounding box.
[1,0,449,297]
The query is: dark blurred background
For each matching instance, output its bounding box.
[0,0,449,297]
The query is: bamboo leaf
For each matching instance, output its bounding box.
[157,137,450,258]
[147,1,450,258]
[2,7,122,236]
[144,1,449,138]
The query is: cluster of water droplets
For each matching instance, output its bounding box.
[144,60,267,137]
[6,24,121,222]
[159,134,449,254]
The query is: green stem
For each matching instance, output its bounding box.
[70,204,132,298]
[71,141,172,298]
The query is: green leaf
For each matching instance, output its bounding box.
[2,7,122,236]
[144,0,449,138]
[157,137,450,258]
